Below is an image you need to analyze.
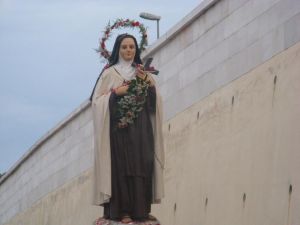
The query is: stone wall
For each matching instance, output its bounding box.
[0,102,99,225]
[155,40,300,225]
[1,0,300,224]
[145,0,300,120]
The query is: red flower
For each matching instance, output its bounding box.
[135,21,140,26]
[101,42,105,48]
[105,30,109,35]
[127,111,133,117]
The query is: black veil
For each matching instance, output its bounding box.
[89,33,143,101]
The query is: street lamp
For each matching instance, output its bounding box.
[139,12,161,39]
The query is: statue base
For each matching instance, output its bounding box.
[94,217,161,225]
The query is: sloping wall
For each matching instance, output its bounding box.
[157,40,300,225]
[1,0,300,224]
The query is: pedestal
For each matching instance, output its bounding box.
[94,217,161,225]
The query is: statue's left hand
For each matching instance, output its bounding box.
[136,65,147,80]
[136,65,155,87]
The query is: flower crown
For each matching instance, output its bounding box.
[96,18,148,62]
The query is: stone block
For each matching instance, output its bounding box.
[159,38,180,67]
[1,180,17,206]
[150,50,162,69]
[79,151,93,174]
[41,126,66,152]
[158,55,181,83]
[20,193,29,212]
[51,166,69,190]
[77,137,93,159]
[63,158,81,182]
[69,117,81,133]
[79,120,94,140]
[64,119,73,139]
[178,60,201,90]
[78,107,92,129]
[160,74,180,101]
[224,0,280,37]
[192,0,249,42]
[64,128,82,150]
[68,144,81,164]
[21,153,36,174]
[261,25,285,61]
[197,17,226,56]
[284,12,300,49]
[178,26,194,50]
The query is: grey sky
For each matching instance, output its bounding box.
[0,0,201,173]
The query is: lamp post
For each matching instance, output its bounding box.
[139,12,161,39]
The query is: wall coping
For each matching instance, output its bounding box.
[0,0,220,186]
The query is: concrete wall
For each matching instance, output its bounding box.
[144,0,300,120]
[156,40,300,225]
[1,0,300,224]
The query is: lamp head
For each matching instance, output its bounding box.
[139,12,161,21]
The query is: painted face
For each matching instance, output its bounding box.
[119,37,136,61]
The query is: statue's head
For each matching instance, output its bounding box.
[109,33,143,66]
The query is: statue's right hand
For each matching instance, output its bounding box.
[114,85,129,96]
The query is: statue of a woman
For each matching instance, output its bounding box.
[90,33,164,223]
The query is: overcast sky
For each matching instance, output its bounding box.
[0,0,201,174]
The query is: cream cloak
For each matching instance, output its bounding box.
[91,67,165,206]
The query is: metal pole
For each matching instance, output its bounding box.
[157,20,160,39]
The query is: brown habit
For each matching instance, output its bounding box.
[91,67,165,208]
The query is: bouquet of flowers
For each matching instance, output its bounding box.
[116,76,151,129]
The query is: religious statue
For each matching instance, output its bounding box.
[90,33,165,224]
